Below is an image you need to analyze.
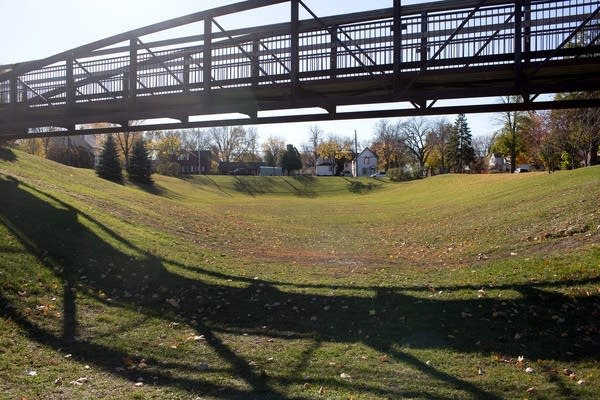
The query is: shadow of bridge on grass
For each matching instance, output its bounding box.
[0,174,598,399]
[0,147,17,162]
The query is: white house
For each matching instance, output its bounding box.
[352,148,378,177]
[489,153,509,172]
[315,159,335,176]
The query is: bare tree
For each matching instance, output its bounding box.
[240,127,261,162]
[178,128,212,153]
[429,118,453,174]
[472,134,496,159]
[370,119,405,172]
[307,125,324,166]
[115,131,134,167]
[209,126,254,163]
[308,125,323,151]
[398,117,433,169]
[115,120,145,168]
[262,136,286,166]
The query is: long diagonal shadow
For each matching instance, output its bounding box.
[0,175,286,398]
[1,173,598,399]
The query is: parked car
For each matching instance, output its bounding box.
[370,171,386,177]
[514,167,529,173]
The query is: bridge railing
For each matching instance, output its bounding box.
[0,0,598,109]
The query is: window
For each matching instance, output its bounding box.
[364,157,370,165]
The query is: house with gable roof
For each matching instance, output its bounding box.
[351,148,378,177]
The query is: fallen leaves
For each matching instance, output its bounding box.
[70,377,89,385]
[185,333,206,342]
[490,353,594,391]
[166,298,180,308]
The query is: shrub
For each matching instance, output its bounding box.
[347,181,376,193]
[156,161,181,177]
[388,166,424,182]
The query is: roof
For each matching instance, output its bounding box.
[355,147,377,160]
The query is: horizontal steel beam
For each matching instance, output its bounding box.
[3,98,600,140]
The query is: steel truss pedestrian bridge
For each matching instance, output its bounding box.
[1,0,599,139]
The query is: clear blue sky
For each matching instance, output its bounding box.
[0,0,501,148]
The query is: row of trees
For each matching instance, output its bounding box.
[9,94,599,177]
[492,94,600,172]
[148,127,302,175]
[96,135,153,184]
[300,95,598,177]
[367,114,477,176]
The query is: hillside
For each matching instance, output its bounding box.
[1,148,599,400]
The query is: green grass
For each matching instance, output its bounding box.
[1,148,599,399]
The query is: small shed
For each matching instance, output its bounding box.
[259,166,283,176]
[315,160,335,176]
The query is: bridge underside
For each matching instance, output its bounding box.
[1,0,600,138]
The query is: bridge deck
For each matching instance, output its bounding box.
[1,0,599,138]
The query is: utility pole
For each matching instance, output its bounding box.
[354,130,359,177]
[197,128,202,174]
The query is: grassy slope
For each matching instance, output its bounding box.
[0,148,599,400]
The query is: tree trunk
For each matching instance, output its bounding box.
[590,138,599,166]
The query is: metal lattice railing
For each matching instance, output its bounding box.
[0,0,598,108]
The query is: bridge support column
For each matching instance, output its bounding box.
[252,39,260,86]
[66,56,75,111]
[330,26,338,80]
[183,55,191,94]
[515,0,523,87]
[204,19,212,93]
[515,0,532,101]
[420,11,428,72]
[9,72,17,116]
[129,38,138,102]
[523,0,532,101]
[290,0,300,86]
[393,0,402,81]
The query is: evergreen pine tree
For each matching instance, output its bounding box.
[96,135,123,182]
[127,139,154,184]
[446,114,475,173]
[279,144,302,175]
